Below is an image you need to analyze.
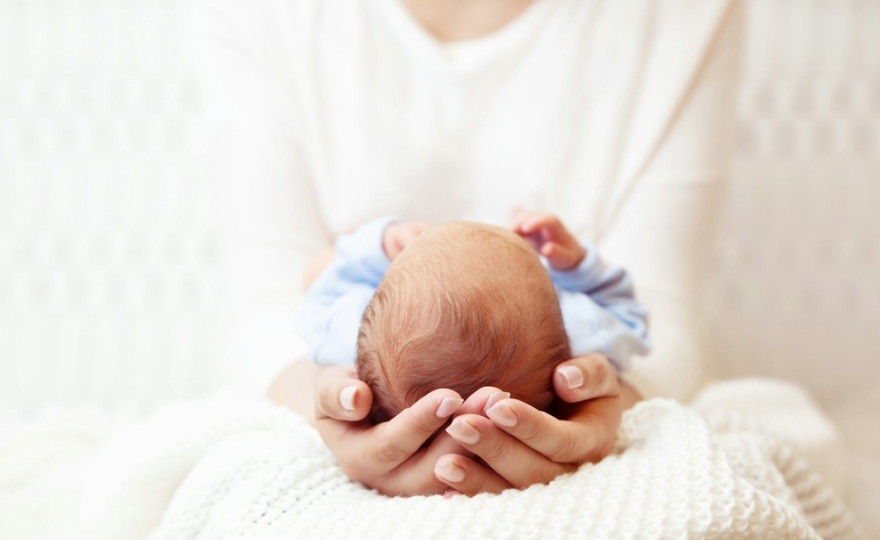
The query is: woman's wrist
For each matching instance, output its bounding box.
[618,378,642,411]
[267,358,323,424]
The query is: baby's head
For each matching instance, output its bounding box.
[356,222,571,424]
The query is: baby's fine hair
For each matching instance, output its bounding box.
[356,223,571,424]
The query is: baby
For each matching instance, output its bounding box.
[294,214,650,424]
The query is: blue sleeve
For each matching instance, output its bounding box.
[547,241,651,372]
[292,216,397,366]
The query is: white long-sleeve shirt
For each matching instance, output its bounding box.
[198,0,742,398]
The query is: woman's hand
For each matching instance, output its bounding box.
[435,353,639,495]
[313,365,476,496]
[271,354,637,496]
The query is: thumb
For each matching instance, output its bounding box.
[316,366,374,421]
[552,354,620,403]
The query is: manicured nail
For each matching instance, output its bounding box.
[340,386,358,411]
[446,418,481,445]
[486,402,517,427]
[482,391,510,414]
[436,397,464,418]
[557,366,584,389]
[435,458,466,483]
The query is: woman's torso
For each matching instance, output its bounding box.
[254,0,653,239]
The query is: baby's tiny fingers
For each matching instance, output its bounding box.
[507,206,531,229]
[401,222,430,245]
[508,213,534,235]
[540,241,567,261]
[397,229,416,250]
[521,213,561,235]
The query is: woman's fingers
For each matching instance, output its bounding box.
[433,454,512,495]
[315,365,373,421]
[456,386,504,416]
[316,388,463,483]
[445,414,575,488]
[485,396,619,464]
[371,389,464,470]
[552,353,621,404]
[377,431,472,496]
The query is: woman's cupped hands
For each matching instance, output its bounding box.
[314,352,629,497]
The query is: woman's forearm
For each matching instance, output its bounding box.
[270,247,340,422]
[267,358,323,423]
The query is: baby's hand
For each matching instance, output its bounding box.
[382,221,429,260]
[509,209,586,271]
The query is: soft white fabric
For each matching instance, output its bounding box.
[199,0,742,400]
[74,379,863,540]
[0,415,113,540]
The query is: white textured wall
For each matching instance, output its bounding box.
[707,0,880,402]
[0,0,219,419]
[705,1,880,528]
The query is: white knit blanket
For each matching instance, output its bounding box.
[79,379,864,540]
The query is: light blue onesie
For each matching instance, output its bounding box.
[293,217,650,372]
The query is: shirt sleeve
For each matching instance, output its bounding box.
[547,243,651,372]
[198,0,332,393]
[293,217,396,366]
[600,0,743,400]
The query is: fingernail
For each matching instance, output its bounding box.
[486,402,517,427]
[435,458,465,483]
[446,418,481,445]
[482,391,510,414]
[557,366,584,389]
[435,397,464,418]
[340,386,358,411]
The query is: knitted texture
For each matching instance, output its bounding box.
[80,380,864,540]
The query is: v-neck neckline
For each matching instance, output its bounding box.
[376,0,556,75]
